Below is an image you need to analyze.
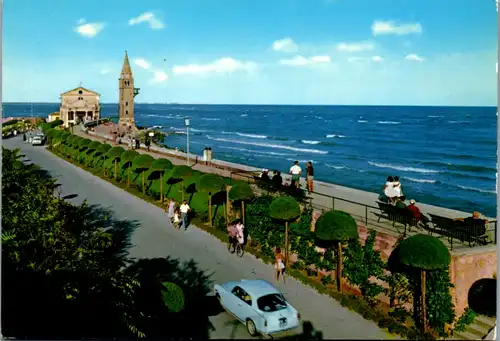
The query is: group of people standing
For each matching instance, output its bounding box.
[165,198,191,230]
[260,160,315,193]
[227,220,245,252]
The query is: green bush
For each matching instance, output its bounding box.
[161,282,185,313]
[228,183,254,202]
[269,196,300,221]
[198,173,225,195]
[314,210,358,243]
[398,234,451,270]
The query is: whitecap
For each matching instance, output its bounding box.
[377,121,401,125]
[456,184,496,194]
[240,114,248,117]
[403,177,436,184]
[287,158,314,163]
[190,128,211,133]
[325,163,346,170]
[219,145,292,157]
[326,134,346,138]
[358,120,368,123]
[301,140,320,145]
[236,132,267,139]
[428,115,444,118]
[368,161,439,174]
[201,118,221,121]
[206,135,328,154]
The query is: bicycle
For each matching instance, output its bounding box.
[227,237,245,257]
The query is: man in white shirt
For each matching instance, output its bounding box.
[289,161,302,189]
[179,200,191,230]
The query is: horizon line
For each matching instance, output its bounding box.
[1,102,497,108]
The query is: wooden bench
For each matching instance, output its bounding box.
[428,214,490,249]
[376,201,420,235]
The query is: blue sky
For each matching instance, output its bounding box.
[3,0,498,105]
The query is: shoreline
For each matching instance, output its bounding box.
[83,128,493,221]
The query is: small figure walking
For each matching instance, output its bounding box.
[275,247,286,283]
[166,198,176,224]
[135,138,140,150]
[289,160,302,189]
[145,137,151,152]
[179,200,191,230]
[173,208,181,229]
[306,161,314,193]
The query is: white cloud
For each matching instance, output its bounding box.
[405,54,425,62]
[371,56,383,62]
[74,19,105,38]
[371,20,422,36]
[337,41,374,52]
[128,12,165,29]
[272,38,299,53]
[172,57,257,76]
[100,69,111,75]
[134,58,151,70]
[279,55,331,66]
[151,70,168,83]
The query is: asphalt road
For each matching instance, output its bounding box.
[4,137,390,340]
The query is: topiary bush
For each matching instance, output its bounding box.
[149,158,173,202]
[228,183,255,225]
[94,143,112,169]
[106,146,126,180]
[398,234,451,335]
[314,210,358,293]
[120,150,139,187]
[171,166,194,202]
[269,196,301,266]
[132,154,154,195]
[198,174,225,227]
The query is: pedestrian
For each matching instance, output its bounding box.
[145,137,151,152]
[275,247,286,283]
[306,161,314,193]
[23,133,26,142]
[179,200,191,230]
[289,160,302,189]
[173,208,181,229]
[129,136,133,149]
[166,198,176,223]
[135,138,140,150]
[236,220,245,246]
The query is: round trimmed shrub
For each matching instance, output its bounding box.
[398,234,451,270]
[132,154,154,170]
[87,141,101,152]
[95,143,112,155]
[198,173,225,194]
[171,165,193,179]
[106,146,126,160]
[161,282,185,313]
[269,196,300,221]
[228,183,254,202]
[120,150,139,166]
[315,210,358,242]
[151,158,173,171]
[78,138,92,150]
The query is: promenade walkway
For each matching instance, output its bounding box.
[74,125,496,252]
[5,136,392,339]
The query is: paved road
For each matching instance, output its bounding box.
[5,137,390,340]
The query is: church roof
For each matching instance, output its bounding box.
[60,86,100,96]
[121,51,132,74]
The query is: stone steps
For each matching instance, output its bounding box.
[451,315,496,340]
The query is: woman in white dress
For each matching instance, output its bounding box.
[383,176,396,202]
[392,176,403,199]
[236,221,245,246]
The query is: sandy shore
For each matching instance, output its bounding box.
[74,125,496,249]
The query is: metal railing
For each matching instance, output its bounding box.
[229,171,497,251]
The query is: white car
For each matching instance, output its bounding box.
[214,279,300,337]
[31,135,44,146]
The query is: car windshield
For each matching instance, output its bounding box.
[257,294,287,312]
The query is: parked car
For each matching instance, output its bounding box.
[31,135,45,146]
[214,279,300,337]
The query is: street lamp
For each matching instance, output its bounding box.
[185,117,190,166]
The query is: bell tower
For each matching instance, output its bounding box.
[118,51,140,129]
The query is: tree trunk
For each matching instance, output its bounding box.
[242,201,246,226]
[127,166,131,188]
[160,172,163,203]
[208,195,213,227]
[337,241,343,293]
[142,172,145,195]
[181,180,185,202]
[285,221,289,268]
[421,270,427,334]
[114,159,118,180]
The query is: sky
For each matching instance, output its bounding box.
[3,0,498,106]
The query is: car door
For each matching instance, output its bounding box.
[231,287,255,322]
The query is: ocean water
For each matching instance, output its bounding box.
[3,103,497,216]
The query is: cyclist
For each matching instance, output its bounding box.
[236,220,245,247]
[227,222,238,253]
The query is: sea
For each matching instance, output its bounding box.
[3,103,497,217]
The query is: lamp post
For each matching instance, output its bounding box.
[185,117,190,166]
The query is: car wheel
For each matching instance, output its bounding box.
[246,319,258,336]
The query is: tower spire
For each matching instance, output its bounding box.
[121,50,132,74]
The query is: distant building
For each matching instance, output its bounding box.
[118,51,140,131]
[59,86,101,127]
[47,111,61,122]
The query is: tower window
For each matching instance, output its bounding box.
[125,101,128,106]
[126,110,128,115]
